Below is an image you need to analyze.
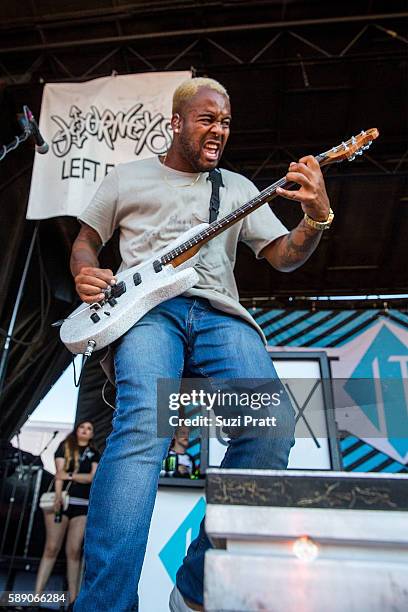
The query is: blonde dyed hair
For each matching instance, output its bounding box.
[172,77,229,115]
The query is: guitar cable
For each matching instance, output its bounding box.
[72,340,96,388]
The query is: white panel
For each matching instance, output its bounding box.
[139,488,204,612]
[204,552,408,612]
[209,357,333,470]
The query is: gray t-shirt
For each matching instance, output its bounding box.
[78,156,289,343]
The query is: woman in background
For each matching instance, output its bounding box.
[35,420,100,608]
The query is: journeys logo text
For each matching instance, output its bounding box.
[50,104,172,182]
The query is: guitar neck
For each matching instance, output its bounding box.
[161,150,330,266]
[157,127,381,266]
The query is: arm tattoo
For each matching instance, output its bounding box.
[70,225,102,277]
[273,219,323,272]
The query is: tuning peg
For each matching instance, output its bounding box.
[342,141,349,151]
[348,155,356,161]
[351,136,356,145]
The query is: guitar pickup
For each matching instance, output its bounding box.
[111,281,126,298]
[133,272,142,286]
[153,260,163,273]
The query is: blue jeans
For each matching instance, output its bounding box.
[74,297,295,611]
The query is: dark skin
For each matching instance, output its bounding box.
[71,86,330,302]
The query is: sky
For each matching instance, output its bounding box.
[28,356,82,425]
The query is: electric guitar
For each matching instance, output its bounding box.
[60,129,379,356]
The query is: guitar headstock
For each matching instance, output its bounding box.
[324,128,379,163]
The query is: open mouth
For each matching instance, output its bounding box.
[202,141,221,161]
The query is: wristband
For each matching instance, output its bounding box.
[304,207,334,230]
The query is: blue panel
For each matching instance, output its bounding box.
[341,444,371,467]
[345,325,408,456]
[327,311,382,347]
[390,309,408,326]
[262,310,308,341]
[351,453,392,472]
[314,311,375,347]
[381,462,406,473]
[273,311,331,345]
[298,310,356,347]
[252,307,408,473]
[253,309,284,326]
[159,497,206,583]
[339,436,360,451]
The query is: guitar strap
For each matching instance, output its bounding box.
[207,168,224,223]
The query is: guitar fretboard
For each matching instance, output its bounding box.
[160,152,326,265]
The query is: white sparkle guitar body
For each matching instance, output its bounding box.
[60,224,208,354]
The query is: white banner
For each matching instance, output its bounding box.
[26,71,190,219]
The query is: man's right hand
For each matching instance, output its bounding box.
[75,267,116,304]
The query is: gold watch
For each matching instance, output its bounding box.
[304,208,334,230]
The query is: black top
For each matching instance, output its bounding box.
[54,441,100,499]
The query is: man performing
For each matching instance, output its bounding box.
[71,77,332,611]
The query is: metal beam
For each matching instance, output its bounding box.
[3,48,404,84]
[164,39,200,70]
[0,12,407,54]
[206,38,244,64]
[393,148,408,173]
[126,46,156,71]
[0,1,221,28]
[249,33,281,63]
[50,53,75,78]
[239,296,408,309]
[80,47,121,78]
[288,31,332,57]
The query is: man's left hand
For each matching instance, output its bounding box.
[276,155,330,222]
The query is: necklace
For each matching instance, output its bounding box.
[161,153,202,188]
